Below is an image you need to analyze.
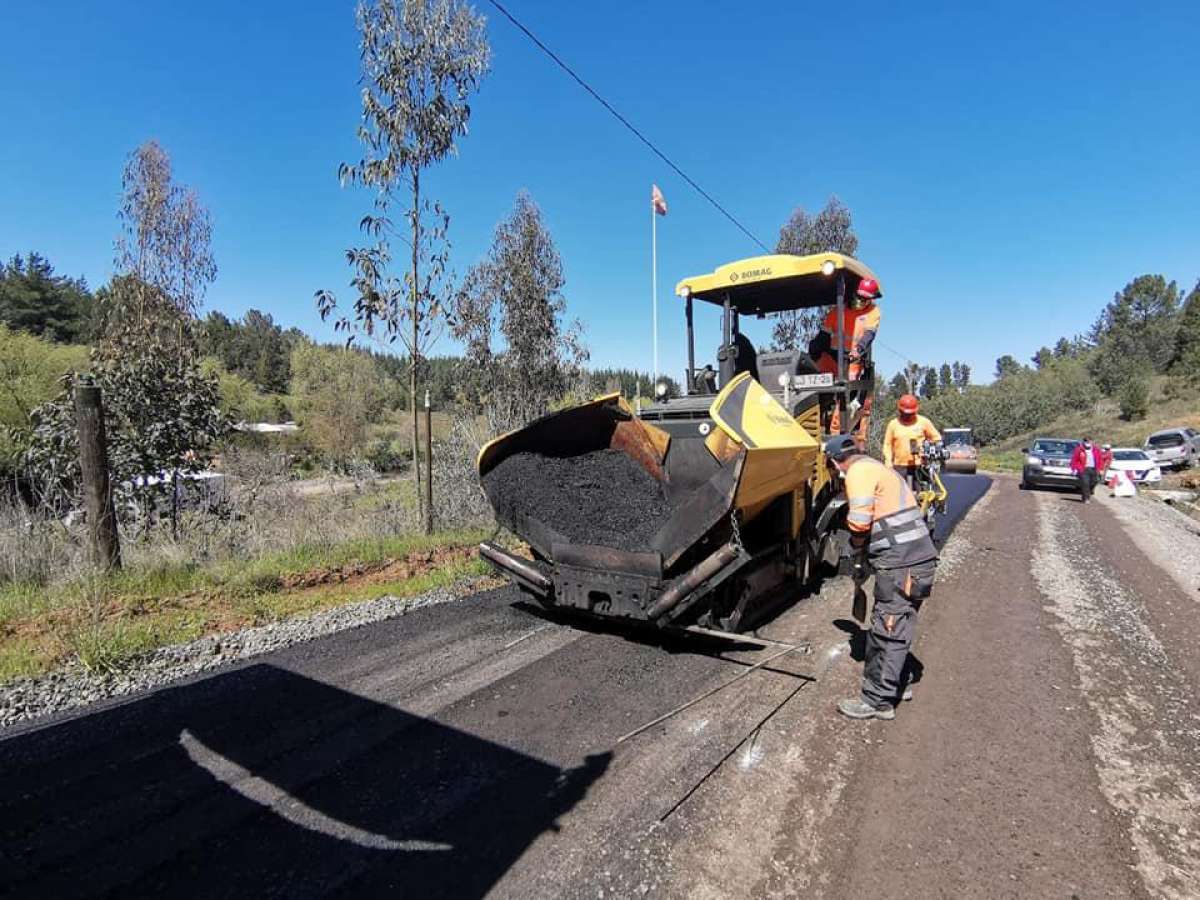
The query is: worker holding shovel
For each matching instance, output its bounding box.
[825,435,939,721]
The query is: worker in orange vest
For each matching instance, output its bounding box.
[809,277,881,443]
[825,434,939,720]
[882,394,942,487]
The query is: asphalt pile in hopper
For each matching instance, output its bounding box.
[484,449,673,551]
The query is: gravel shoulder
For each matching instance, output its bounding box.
[0,578,490,732]
[1098,488,1200,600]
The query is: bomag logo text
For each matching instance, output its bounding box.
[732,267,772,283]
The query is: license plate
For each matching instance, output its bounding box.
[1045,466,1071,475]
[791,373,833,388]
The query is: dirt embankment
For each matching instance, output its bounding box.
[278,545,479,592]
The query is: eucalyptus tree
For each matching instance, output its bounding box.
[26,141,225,526]
[452,193,588,432]
[771,196,859,352]
[318,0,490,523]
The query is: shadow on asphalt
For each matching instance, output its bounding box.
[0,664,610,899]
[832,618,925,686]
[509,598,780,656]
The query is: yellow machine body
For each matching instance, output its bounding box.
[707,372,820,525]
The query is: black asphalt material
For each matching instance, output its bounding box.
[484,450,672,551]
[932,473,991,546]
[0,480,996,899]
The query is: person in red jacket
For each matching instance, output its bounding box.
[1099,443,1114,480]
[1070,438,1101,503]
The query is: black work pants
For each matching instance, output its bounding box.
[893,464,916,490]
[862,559,937,708]
[1078,470,1093,502]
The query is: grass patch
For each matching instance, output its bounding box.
[978,449,1024,474]
[0,527,490,683]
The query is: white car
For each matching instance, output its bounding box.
[1106,448,1162,484]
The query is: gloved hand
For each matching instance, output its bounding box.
[849,530,869,554]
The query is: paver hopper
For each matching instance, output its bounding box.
[478,372,820,630]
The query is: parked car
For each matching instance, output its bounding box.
[1021,437,1080,490]
[1105,448,1162,484]
[942,427,978,474]
[1143,427,1200,470]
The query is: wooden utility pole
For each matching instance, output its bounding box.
[74,384,122,571]
[423,388,433,535]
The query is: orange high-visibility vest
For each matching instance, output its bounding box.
[844,456,937,569]
[821,303,880,353]
[882,415,942,467]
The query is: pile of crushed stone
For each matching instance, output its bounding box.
[483,449,672,551]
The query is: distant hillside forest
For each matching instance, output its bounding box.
[884,274,1200,445]
[5,250,1196,478]
[0,250,683,477]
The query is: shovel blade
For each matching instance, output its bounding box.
[852,585,868,624]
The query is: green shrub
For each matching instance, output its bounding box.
[289,342,387,467]
[1118,377,1150,421]
[922,358,1101,445]
[0,325,88,469]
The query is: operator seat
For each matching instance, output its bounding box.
[717,332,759,387]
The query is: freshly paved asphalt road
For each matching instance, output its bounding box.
[7,472,1196,898]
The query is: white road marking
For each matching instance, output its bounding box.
[179,729,451,852]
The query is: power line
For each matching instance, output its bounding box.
[488,2,927,371]
[875,339,918,367]
[485,0,771,254]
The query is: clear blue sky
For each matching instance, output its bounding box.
[2,1,1197,383]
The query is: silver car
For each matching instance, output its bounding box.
[1144,427,1200,470]
[1021,438,1080,490]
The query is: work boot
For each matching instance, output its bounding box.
[837,698,895,720]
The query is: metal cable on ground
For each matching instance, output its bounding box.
[486,0,771,254]
[615,644,810,744]
[657,677,809,822]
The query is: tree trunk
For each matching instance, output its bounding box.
[410,170,423,525]
[74,384,122,572]
[424,392,433,535]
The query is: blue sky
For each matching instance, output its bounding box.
[2,1,1197,383]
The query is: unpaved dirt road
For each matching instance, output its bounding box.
[4,473,1200,898]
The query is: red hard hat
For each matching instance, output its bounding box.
[856,277,880,300]
[898,394,919,415]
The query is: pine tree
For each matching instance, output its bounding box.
[920,368,938,399]
[0,253,95,343]
[1171,280,1200,380]
[938,363,953,392]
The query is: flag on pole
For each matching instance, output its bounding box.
[651,184,668,216]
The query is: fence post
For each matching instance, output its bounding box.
[74,383,122,571]
[423,389,433,535]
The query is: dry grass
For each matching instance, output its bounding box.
[979,378,1200,474]
[0,444,498,682]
